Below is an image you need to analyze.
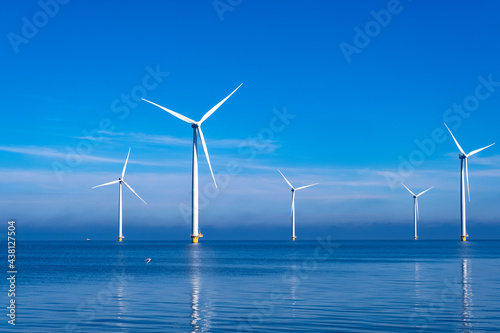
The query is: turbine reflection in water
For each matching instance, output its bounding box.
[190,274,201,333]
[461,259,473,331]
[289,265,298,318]
[115,245,127,327]
[188,244,214,332]
[413,262,422,299]
[189,245,201,332]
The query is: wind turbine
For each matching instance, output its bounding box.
[142,84,242,243]
[401,184,433,240]
[278,170,318,241]
[92,148,147,242]
[444,123,495,241]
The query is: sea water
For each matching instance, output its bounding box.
[4,240,500,332]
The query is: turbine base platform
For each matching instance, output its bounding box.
[191,234,203,243]
[292,236,296,241]
[118,236,124,242]
[461,235,467,241]
[414,236,418,240]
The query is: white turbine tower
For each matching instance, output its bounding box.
[444,123,495,241]
[278,170,318,241]
[401,184,433,240]
[142,84,242,243]
[92,148,147,242]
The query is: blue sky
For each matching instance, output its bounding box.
[1,0,500,240]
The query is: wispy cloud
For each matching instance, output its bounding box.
[328,194,391,200]
[443,152,499,164]
[133,132,280,152]
[472,168,500,177]
[73,130,128,141]
[73,131,281,153]
[468,154,500,166]
[0,145,168,166]
[0,146,67,159]
[131,133,193,146]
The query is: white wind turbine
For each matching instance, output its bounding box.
[444,123,495,241]
[92,148,147,242]
[142,84,242,243]
[401,184,433,240]
[278,170,318,241]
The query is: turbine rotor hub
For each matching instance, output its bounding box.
[192,123,199,129]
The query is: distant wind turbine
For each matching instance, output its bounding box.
[142,84,242,243]
[278,169,318,241]
[444,123,495,241]
[92,148,147,242]
[401,184,433,240]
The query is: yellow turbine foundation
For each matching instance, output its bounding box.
[414,236,418,240]
[461,235,467,241]
[118,237,123,242]
[191,236,199,243]
[292,236,296,241]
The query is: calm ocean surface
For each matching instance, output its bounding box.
[5,240,500,332]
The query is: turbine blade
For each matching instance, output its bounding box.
[401,183,416,197]
[277,169,294,189]
[122,147,131,179]
[199,83,243,124]
[416,198,419,220]
[296,183,319,190]
[465,158,470,202]
[92,179,119,189]
[142,98,196,124]
[416,186,434,197]
[122,180,147,204]
[444,123,466,155]
[197,127,217,188]
[467,143,495,157]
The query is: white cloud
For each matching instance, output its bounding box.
[468,154,500,166]
[0,145,179,167]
